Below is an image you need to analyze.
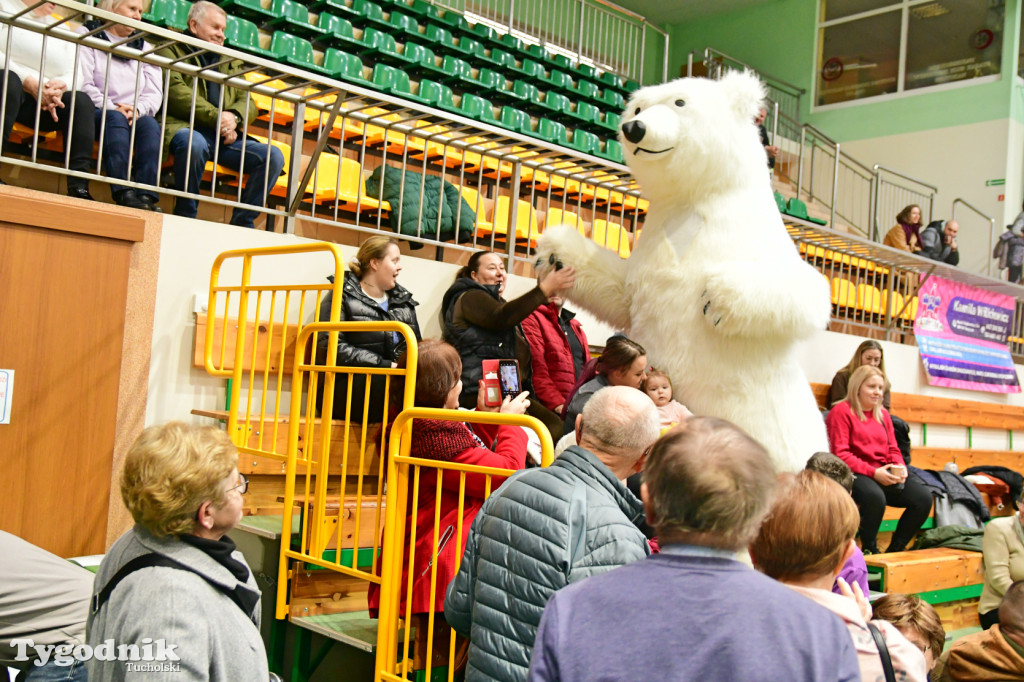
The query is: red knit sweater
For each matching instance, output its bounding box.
[825,400,904,477]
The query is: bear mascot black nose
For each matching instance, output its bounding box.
[621,119,646,144]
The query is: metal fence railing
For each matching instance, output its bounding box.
[952,197,997,278]
[872,165,937,243]
[700,47,804,125]
[374,407,553,682]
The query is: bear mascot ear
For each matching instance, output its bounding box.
[719,69,766,123]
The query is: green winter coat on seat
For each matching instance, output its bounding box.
[155,38,259,157]
[364,165,475,243]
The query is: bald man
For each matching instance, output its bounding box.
[919,219,960,265]
[446,386,660,682]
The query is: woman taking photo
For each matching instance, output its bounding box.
[87,422,268,681]
[825,365,932,554]
[440,250,574,438]
[79,0,163,211]
[561,335,647,435]
[829,339,911,463]
[315,236,421,422]
[978,506,1024,629]
[367,339,528,664]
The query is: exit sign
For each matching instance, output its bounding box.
[986,178,1006,186]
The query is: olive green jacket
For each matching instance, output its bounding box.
[155,39,257,156]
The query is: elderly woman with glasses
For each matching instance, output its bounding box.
[78,0,163,211]
[86,422,269,682]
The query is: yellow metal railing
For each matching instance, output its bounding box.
[374,408,554,682]
[205,243,345,465]
[275,321,419,619]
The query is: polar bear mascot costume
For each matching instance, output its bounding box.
[535,70,831,472]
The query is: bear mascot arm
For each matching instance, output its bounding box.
[534,224,634,332]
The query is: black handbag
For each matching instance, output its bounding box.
[867,621,897,682]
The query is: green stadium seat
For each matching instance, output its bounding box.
[624,79,640,94]
[572,79,602,105]
[485,47,517,71]
[499,32,523,54]
[408,0,443,21]
[387,11,422,40]
[500,105,531,135]
[476,67,508,98]
[534,117,568,146]
[438,55,476,88]
[595,139,624,164]
[539,69,574,95]
[549,53,572,72]
[323,48,373,87]
[419,79,460,114]
[787,198,828,225]
[460,93,500,126]
[525,43,559,69]
[219,0,276,23]
[423,24,461,55]
[360,27,417,66]
[351,0,392,30]
[501,79,538,109]
[310,0,359,19]
[267,0,326,40]
[372,64,431,104]
[224,15,276,58]
[774,192,787,213]
[271,32,336,76]
[315,13,368,51]
[470,21,502,49]
[404,42,444,78]
[143,0,189,30]
[454,36,487,61]
[573,62,596,81]
[567,128,599,156]
[598,71,623,91]
[518,58,547,86]
[595,109,619,133]
[564,99,598,128]
[597,89,625,110]
[437,11,472,37]
[539,90,570,117]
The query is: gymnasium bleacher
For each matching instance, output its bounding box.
[6,0,1024,679]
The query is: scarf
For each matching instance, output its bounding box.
[408,419,485,462]
[900,221,920,244]
[83,18,144,58]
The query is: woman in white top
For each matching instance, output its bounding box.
[0,0,95,198]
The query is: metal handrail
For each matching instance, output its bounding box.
[703,47,805,95]
[873,165,939,193]
[952,198,996,276]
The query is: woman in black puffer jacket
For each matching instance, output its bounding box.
[440,250,575,440]
[315,236,422,422]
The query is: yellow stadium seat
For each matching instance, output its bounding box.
[544,207,587,236]
[591,219,631,258]
[459,186,493,234]
[856,283,883,315]
[487,195,541,245]
[831,278,857,309]
[312,154,390,213]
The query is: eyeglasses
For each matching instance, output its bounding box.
[231,473,249,495]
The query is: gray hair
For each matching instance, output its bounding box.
[643,416,777,550]
[187,0,225,26]
[578,386,660,462]
[97,0,132,12]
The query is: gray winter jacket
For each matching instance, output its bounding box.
[444,445,650,682]
[86,525,268,681]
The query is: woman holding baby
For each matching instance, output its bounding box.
[825,365,932,555]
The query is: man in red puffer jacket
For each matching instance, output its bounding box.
[520,293,590,416]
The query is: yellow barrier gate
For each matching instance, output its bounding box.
[374,408,554,682]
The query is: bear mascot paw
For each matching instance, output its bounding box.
[537,69,832,473]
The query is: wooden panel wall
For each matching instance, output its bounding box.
[0,191,146,557]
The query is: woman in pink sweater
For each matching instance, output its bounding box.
[825,365,932,554]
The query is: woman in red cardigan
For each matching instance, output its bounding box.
[825,365,931,555]
[368,339,528,619]
[520,291,590,416]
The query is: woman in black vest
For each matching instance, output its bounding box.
[440,251,575,439]
[315,236,422,422]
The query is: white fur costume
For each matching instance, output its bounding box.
[536,71,831,472]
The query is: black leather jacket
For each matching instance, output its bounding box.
[314,272,421,420]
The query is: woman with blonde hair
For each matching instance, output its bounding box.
[826,365,932,554]
[87,422,269,681]
[315,235,422,422]
[872,593,945,673]
[751,470,927,682]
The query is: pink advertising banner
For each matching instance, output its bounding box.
[913,275,1020,393]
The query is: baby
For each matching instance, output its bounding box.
[642,368,693,430]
